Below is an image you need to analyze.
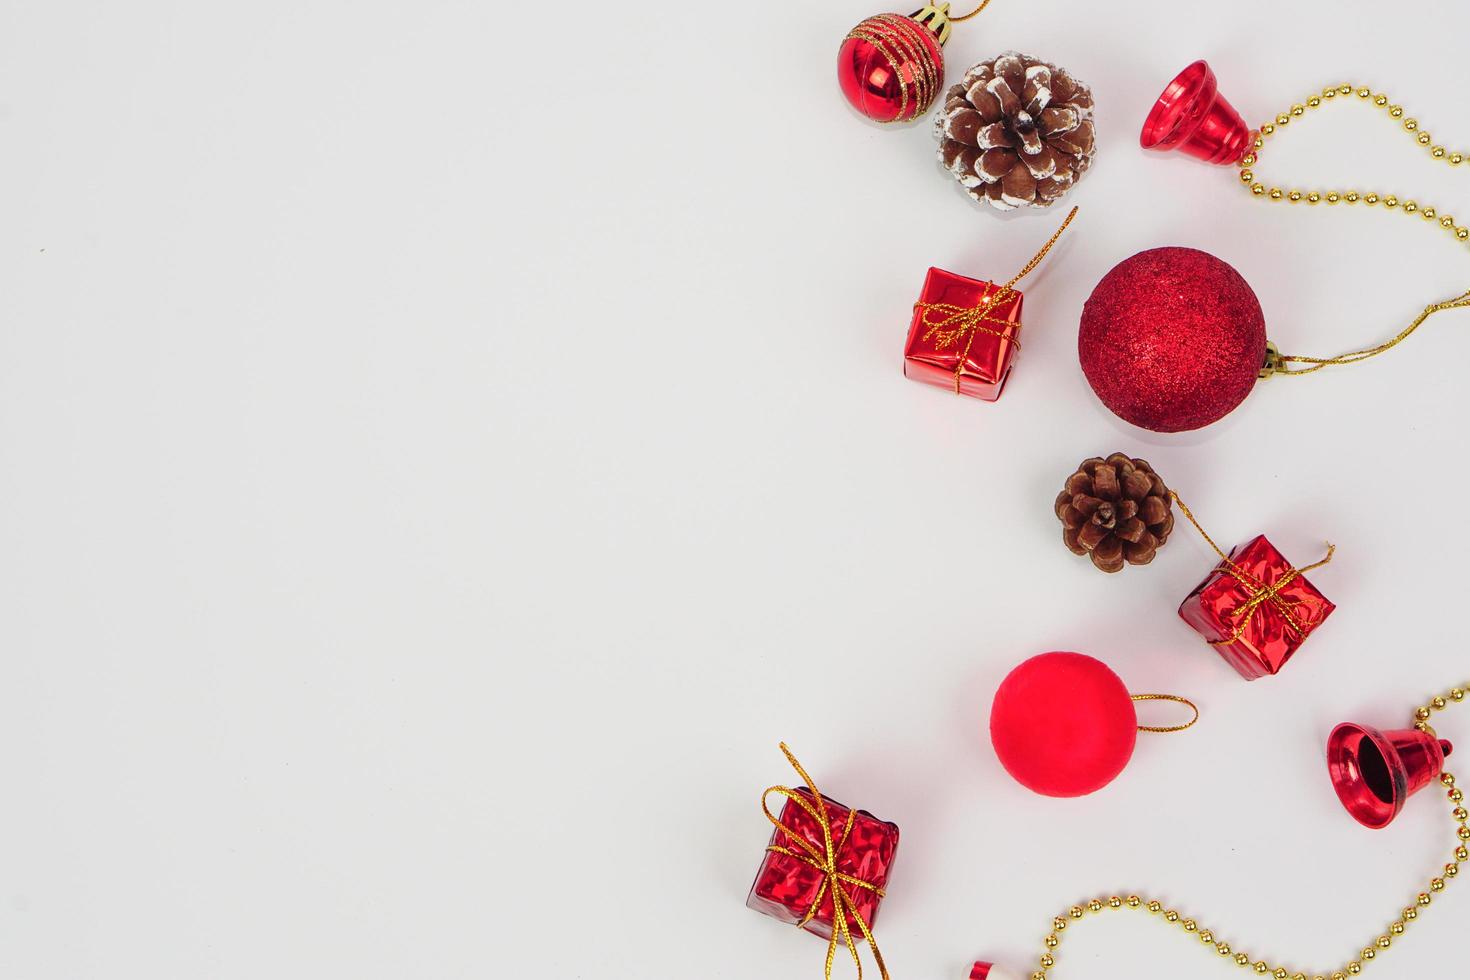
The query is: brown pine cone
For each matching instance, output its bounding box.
[1055,454,1174,573]
[934,52,1096,211]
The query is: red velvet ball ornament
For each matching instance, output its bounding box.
[837,12,945,124]
[1079,247,1267,433]
[990,652,1138,797]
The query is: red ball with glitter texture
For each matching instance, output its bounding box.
[1079,247,1266,433]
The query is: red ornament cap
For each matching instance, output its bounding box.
[990,652,1139,797]
[1079,247,1267,433]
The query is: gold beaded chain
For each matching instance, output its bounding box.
[1026,684,1470,980]
[1236,84,1470,376]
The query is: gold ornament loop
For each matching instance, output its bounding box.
[1131,694,1200,734]
[761,744,890,980]
[947,0,995,22]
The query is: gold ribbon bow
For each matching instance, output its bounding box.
[761,744,890,980]
[1173,492,1334,645]
[911,206,1078,393]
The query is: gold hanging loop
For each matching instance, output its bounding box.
[1131,694,1200,734]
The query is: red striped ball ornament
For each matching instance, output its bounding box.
[837,4,952,124]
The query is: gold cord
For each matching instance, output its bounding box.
[1170,492,1334,645]
[948,0,995,22]
[1130,694,1199,734]
[1240,84,1470,377]
[1022,684,1470,980]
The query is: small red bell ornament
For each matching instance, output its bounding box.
[1079,60,1470,432]
[837,1,994,124]
[1328,721,1454,830]
[989,652,1198,798]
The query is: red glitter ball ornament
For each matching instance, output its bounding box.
[1079,247,1266,433]
[989,652,1138,798]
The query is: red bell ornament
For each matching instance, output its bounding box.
[1140,60,1255,166]
[1328,722,1454,829]
[989,652,1198,798]
[837,2,993,124]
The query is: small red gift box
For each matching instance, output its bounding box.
[1178,534,1336,680]
[747,785,899,940]
[904,267,1023,401]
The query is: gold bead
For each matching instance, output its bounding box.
[1456,845,1469,861]
[1404,907,1418,920]
[1332,974,1347,980]
[1421,207,1436,219]
[1345,191,1360,203]
[1241,169,1255,183]
[1405,118,1419,131]
[1453,688,1467,700]
[1291,104,1306,117]
[1357,87,1372,98]
[1434,146,1447,158]
[1418,892,1432,906]
[1326,192,1341,204]
[1289,190,1304,203]
[1182,919,1197,932]
[1253,136,1265,149]
[1323,87,1338,98]
[1254,963,1268,975]
[1338,84,1353,95]
[1108,896,1123,909]
[1032,973,1045,980]
[1446,863,1459,878]
[1451,787,1464,803]
[1418,132,1433,146]
[1376,936,1391,948]
[1041,953,1055,968]
[1236,953,1251,966]
[1218,942,1232,956]
[1276,114,1291,126]
[1243,153,1258,166]
[1442,216,1456,229]
[1270,188,1284,200]
[1309,96,1323,108]
[1046,933,1060,948]
[1458,824,1470,840]
[1374,94,1388,106]
[1390,105,1404,117]
[1433,696,1448,710]
[1431,878,1446,891]
[1418,707,1433,720]
[1416,721,1434,733]
[1455,806,1468,820]
[1391,921,1405,935]
[1261,123,1276,136]
[1453,154,1466,166]
[1200,930,1214,944]
[1069,906,1084,918]
[1361,948,1375,960]
[1087,900,1103,913]
[1365,193,1380,205]
[1273,970,1287,979]
[1386,195,1400,208]
[1164,910,1179,922]
[1252,184,1266,196]
[1146,901,1162,914]
[1404,201,1419,213]
[1346,963,1362,976]
[1307,192,1322,205]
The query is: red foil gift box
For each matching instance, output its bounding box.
[748,785,899,940]
[1178,534,1336,680]
[904,267,1023,400]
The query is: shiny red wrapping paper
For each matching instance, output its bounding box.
[904,267,1023,401]
[746,787,899,940]
[1178,534,1336,680]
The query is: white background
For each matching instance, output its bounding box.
[3,1,1469,977]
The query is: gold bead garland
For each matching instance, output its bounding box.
[1024,684,1470,980]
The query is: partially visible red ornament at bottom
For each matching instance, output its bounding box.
[838,11,946,123]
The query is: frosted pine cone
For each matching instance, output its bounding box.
[935,52,1096,211]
